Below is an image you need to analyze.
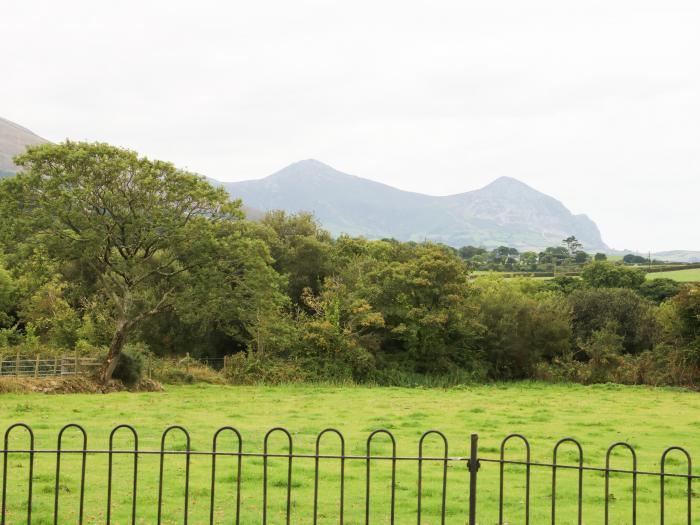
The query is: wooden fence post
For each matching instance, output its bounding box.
[74,350,79,375]
[54,357,58,376]
[34,355,39,378]
[15,351,20,377]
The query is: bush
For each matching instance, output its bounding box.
[111,348,143,386]
[581,261,646,289]
[223,352,307,384]
[568,287,658,355]
[638,278,682,303]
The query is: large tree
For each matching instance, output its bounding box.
[0,141,239,382]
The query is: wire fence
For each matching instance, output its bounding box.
[0,423,696,524]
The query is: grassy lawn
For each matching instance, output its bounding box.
[647,268,700,282]
[1,382,699,523]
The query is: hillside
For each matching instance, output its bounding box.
[221,160,609,251]
[0,117,48,176]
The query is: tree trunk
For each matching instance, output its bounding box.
[101,320,129,383]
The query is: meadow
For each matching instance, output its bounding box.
[647,268,700,282]
[1,383,699,524]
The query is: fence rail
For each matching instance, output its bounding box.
[0,355,100,378]
[0,423,695,524]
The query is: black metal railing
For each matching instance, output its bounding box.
[1,423,696,524]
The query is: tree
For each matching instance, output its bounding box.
[623,254,648,265]
[568,287,658,354]
[348,243,483,375]
[519,251,538,270]
[573,251,591,264]
[0,259,17,328]
[458,246,487,260]
[638,278,682,303]
[539,246,569,265]
[475,277,572,378]
[1,142,238,382]
[261,211,333,305]
[563,236,583,257]
[594,253,607,261]
[581,261,646,289]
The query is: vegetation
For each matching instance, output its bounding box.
[1,383,698,523]
[647,268,700,282]
[0,141,699,389]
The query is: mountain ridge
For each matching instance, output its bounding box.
[220,159,609,251]
[0,116,48,175]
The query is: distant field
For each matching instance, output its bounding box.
[647,268,700,282]
[1,383,699,523]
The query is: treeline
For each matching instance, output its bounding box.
[0,142,698,387]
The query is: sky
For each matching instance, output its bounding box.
[2,0,699,252]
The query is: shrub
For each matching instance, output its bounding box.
[581,261,646,289]
[223,352,307,384]
[111,347,143,386]
[568,287,658,355]
[638,278,682,303]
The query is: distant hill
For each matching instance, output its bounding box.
[651,251,700,263]
[219,159,609,251]
[0,117,48,176]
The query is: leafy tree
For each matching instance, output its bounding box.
[519,251,539,270]
[18,280,81,347]
[352,243,482,374]
[594,252,607,261]
[458,246,487,260]
[623,254,648,264]
[547,276,585,295]
[539,246,569,265]
[1,141,239,382]
[638,278,682,303]
[0,259,17,328]
[581,261,645,289]
[262,211,333,304]
[568,287,658,354]
[670,285,700,346]
[573,251,591,264]
[298,277,383,380]
[475,277,572,378]
[489,246,519,269]
[563,236,583,256]
[577,323,624,383]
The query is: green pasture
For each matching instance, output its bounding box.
[1,383,699,524]
[647,268,700,282]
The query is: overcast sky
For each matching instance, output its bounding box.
[3,0,699,252]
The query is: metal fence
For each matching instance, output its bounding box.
[0,355,100,377]
[0,423,696,524]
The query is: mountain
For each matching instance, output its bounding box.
[220,159,609,251]
[0,117,48,177]
[651,251,700,263]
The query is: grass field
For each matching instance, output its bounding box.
[1,383,699,524]
[647,268,700,282]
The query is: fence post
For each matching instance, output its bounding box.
[15,351,20,377]
[34,354,40,378]
[468,433,479,525]
[75,349,79,375]
[54,357,58,375]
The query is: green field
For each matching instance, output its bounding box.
[647,268,700,282]
[1,383,699,524]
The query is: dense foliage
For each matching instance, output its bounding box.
[1,142,698,387]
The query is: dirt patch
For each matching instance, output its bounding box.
[0,375,164,394]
